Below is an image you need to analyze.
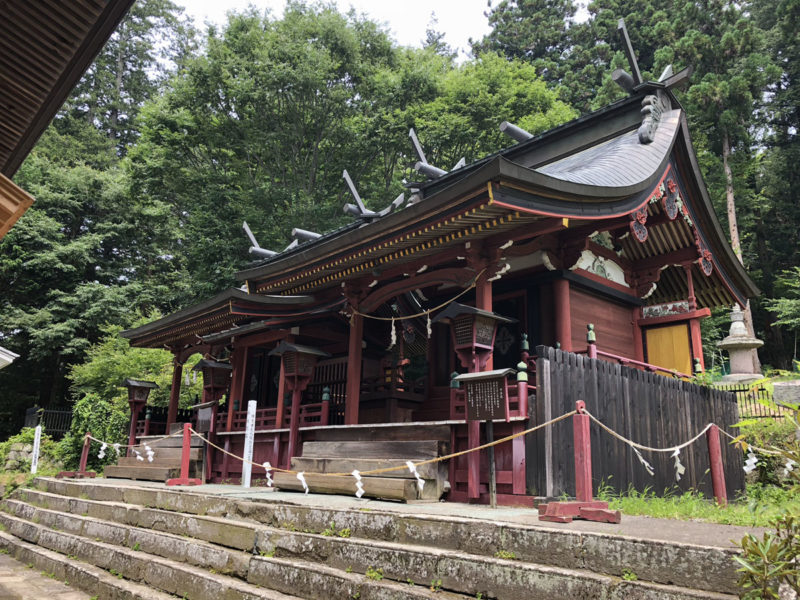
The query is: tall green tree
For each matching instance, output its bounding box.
[0,0,191,435]
[62,0,194,153]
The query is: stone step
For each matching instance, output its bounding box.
[0,500,471,600]
[0,511,299,600]
[0,530,176,600]
[29,477,743,596]
[2,499,251,578]
[10,487,738,600]
[273,471,441,502]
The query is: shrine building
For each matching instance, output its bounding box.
[119,56,755,504]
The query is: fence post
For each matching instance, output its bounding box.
[56,432,97,479]
[706,424,728,506]
[166,423,202,486]
[573,400,592,503]
[539,401,621,524]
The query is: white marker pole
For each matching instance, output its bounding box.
[242,400,257,488]
[30,425,42,475]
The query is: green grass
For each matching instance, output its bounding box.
[596,482,800,527]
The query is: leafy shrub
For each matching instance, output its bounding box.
[736,403,800,598]
[736,417,797,485]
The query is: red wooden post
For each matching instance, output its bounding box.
[573,400,592,502]
[166,422,201,486]
[166,358,183,431]
[287,388,302,462]
[553,278,572,352]
[78,432,91,474]
[345,313,363,425]
[706,424,728,506]
[467,420,481,499]
[127,406,141,458]
[539,401,620,523]
[57,432,96,479]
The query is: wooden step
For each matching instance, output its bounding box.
[290,456,444,480]
[116,448,202,465]
[272,472,441,502]
[103,465,182,481]
[301,440,447,459]
[137,434,204,449]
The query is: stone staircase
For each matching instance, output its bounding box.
[0,477,741,599]
[103,434,204,482]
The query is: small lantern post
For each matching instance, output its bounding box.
[123,379,158,457]
[433,302,515,500]
[269,341,330,464]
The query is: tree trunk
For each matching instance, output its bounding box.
[722,133,761,372]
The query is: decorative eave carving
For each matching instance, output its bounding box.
[638,89,672,144]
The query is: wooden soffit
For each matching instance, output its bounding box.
[0,0,136,178]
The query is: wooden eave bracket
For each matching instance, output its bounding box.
[0,172,35,240]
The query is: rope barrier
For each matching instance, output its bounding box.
[189,409,577,478]
[81,402,794,493]
[584,411,714,454]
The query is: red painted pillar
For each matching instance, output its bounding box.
[226,346,247,433]
[166,358,183,431]
[287,387,302,463]
[345,313,363,425]
[706,424,728,506]
[689,318,705,371]
[573,401,592,503]
[553,278,572,352]
[127,404,142,458]
[468,268,493,499]
[275,359,286,427]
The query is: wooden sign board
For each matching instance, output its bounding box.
[454,368,514,422]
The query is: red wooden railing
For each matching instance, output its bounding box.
[575,347,693,379]
[215,401,330,433]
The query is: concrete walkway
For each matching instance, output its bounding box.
[81,476,765,550]
[0,554,90,600]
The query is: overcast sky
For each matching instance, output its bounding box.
[175,0,494,59]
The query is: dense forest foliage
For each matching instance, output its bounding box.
[1,0,798,438]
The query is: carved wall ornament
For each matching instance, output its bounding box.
[642,301,691,319]
[629,207,649,242]
[638,90,672,144]
[693,231,714,276]
[662,178,679,220]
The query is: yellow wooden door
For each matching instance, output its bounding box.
[645,324,692,375]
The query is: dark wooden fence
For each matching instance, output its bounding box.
[530,346,744,499]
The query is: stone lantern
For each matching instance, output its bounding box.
[718,306,763,383]
[123,379,158,455]
[269,341,330,461]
